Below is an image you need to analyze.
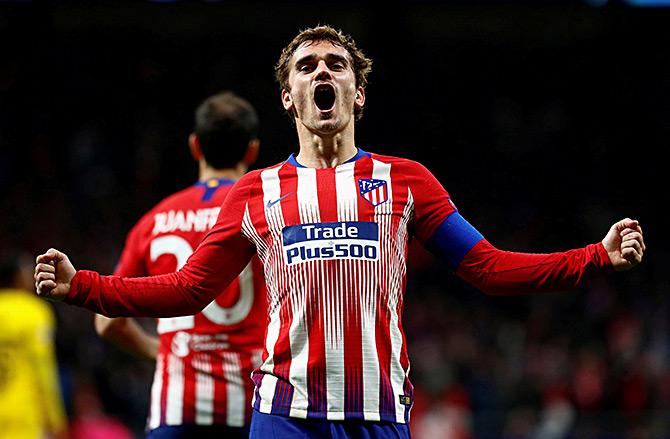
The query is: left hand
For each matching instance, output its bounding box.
[602,218,646,271]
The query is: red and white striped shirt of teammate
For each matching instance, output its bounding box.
[93,91,267,438]
[36,26,646,439]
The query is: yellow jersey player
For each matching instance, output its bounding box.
[0,251,67,439]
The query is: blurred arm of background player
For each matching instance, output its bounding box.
[94,316,159,360]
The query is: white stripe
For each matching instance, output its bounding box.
[257,305,281,414]
[389,308,406,422]
[324,260,345,419]
[296,167,319,223]
[165,353,184,425]
[335,162,357,222]
[222,352,245,427]
[194,355,214,425]
[258,374,278,414]
[287,275,309,419]
[242,205,268,258]
[361,296,380,421]
[147,353,164,429]
[261,166,282,210]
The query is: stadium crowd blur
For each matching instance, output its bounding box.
[1,2,666,438]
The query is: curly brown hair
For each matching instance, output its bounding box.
[275,25,373,119]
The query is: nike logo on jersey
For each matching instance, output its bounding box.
[266,193,292,210]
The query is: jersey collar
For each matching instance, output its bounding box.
[194,178,236,188]
[286,148,370,168]
[194,178,236,202]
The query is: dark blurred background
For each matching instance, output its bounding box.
[0,1,667,438]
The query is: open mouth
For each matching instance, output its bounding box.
[314,84,336,112]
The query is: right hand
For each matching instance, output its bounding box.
[34,248,76,301]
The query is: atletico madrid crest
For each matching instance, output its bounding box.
[358,178,389,206]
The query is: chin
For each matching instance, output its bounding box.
[314,120,343,135]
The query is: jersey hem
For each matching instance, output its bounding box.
[256,406,407,424]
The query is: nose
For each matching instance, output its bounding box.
[314,60,332,80]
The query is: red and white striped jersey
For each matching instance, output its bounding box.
[236,150,456,424]
[114,178,267,429]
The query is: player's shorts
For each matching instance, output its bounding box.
[249,410,411,438]
[146,424,249,438]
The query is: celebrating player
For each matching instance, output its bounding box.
[94,91,267,438]
[35,26,646,439]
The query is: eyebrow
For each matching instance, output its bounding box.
[294,53,349,67]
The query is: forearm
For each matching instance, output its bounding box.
[95,315,158,359]
[68,270,218,317]
[456,240,612,295]
[66,231,255,317]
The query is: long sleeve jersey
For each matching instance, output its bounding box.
[66,149,611,424]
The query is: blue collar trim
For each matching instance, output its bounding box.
[286,148,370,168]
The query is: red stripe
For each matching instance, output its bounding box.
[211,355,227,424]
[159,350,170,425]
[270,165,299,407]
[241,353,256,423]
[354,158,375,221]
[316,169,338,222]
[182,356,196,423]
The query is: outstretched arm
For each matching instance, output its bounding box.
[406,159,645,295]
[427,214,645,295]
[35,171,259,317]
[35,232,255,317]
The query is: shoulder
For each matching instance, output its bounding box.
[368,152,436,178]
[233,163,284,191]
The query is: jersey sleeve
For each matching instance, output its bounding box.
[404,160,457,244]
[456,239,613,295]
[66,172,259,317]
[422,203,613,294]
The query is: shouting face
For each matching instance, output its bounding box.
[282,40,365,136]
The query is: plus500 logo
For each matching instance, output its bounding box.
[282,221,379,265]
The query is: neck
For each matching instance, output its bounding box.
[294,121,357,168]
[198,161,247,182]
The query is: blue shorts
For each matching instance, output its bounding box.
[250,410,411,439]
[146,424,249,438]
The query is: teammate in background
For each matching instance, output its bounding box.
[36,26,646,439]
[0,250,68,439]
[93,91,267,438]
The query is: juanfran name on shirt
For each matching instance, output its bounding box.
[152,208,221,235]
[282,221,379,265]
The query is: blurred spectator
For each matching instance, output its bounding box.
[0,250,68,439]
[69,375,133,439]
